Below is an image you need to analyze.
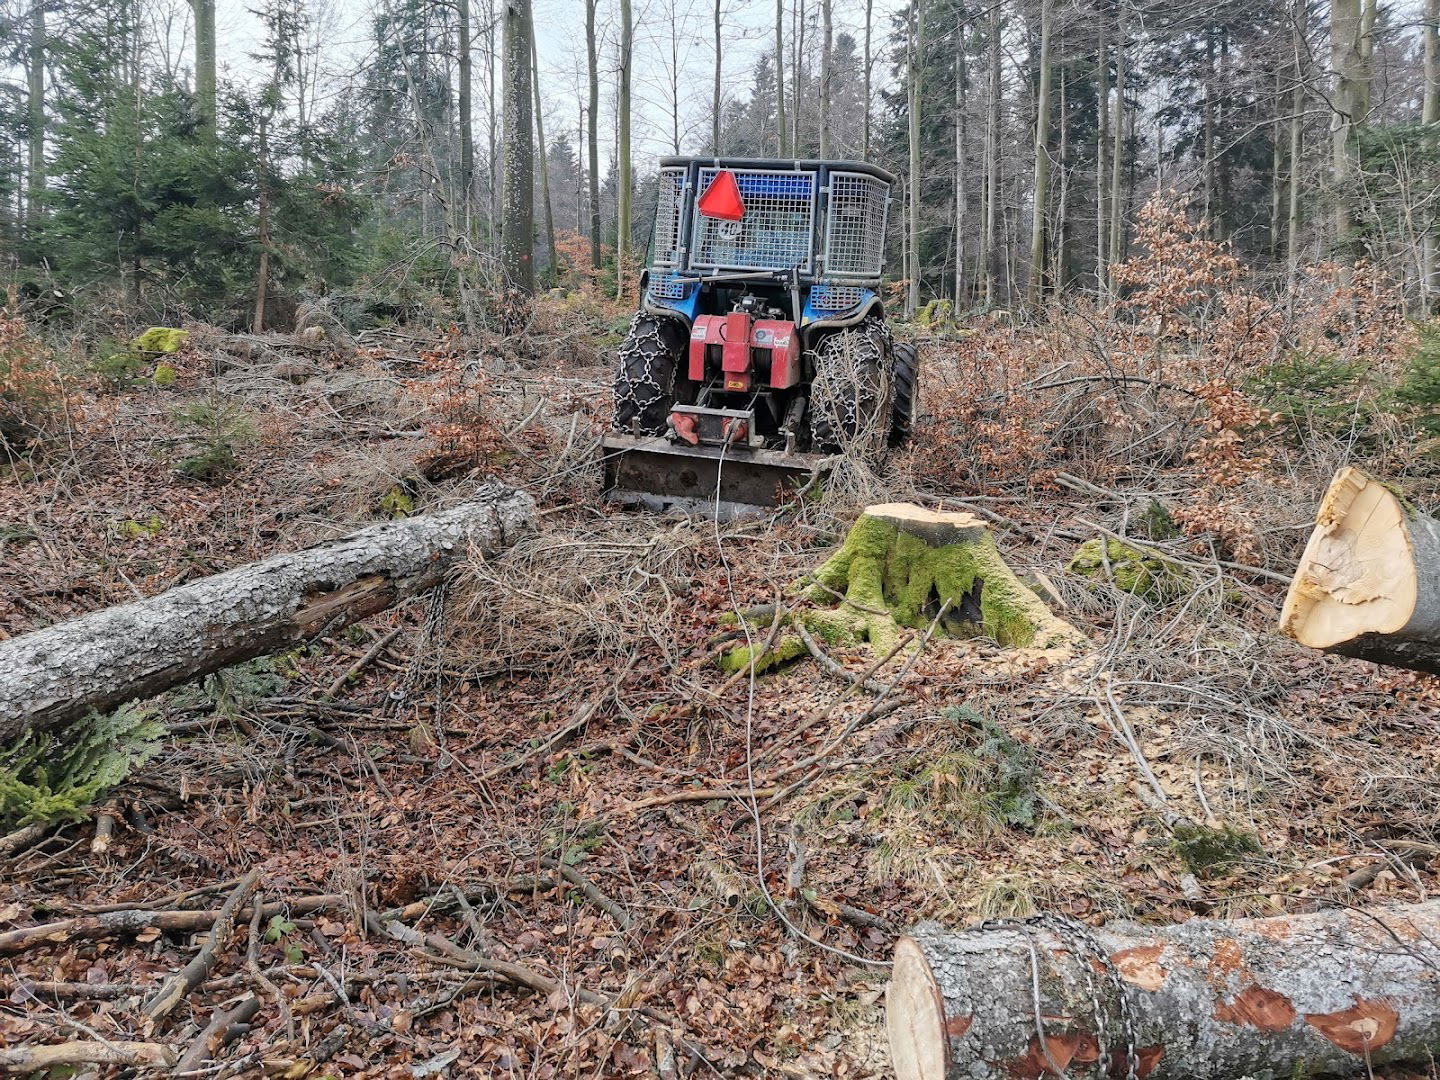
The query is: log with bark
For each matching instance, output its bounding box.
[887,902,1440,1080]
[0,484,534,739]
[1281,466,1440,673]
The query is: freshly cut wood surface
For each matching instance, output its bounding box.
[1281,467,1440,672]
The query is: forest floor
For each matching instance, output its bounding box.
[2,304,1438,1078]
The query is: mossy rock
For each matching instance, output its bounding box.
[153,363,178,387]
[1067,538,1191,602]
[132,327,189,354]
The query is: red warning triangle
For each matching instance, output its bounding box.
[697,170,746,221]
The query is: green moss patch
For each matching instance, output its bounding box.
[1068,538,1191,602]
[132,326,189,354]
[1172,822,1263,877]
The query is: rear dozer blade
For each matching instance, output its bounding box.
[600,434,833,517]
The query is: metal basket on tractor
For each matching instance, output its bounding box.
[601,156,918,514]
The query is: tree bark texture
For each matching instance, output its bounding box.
[1423,0,1438,307]
[906,0,924,317]
[1026,0,1052,309]
[1280,466,1440,673]
[501,0,535,295]
[0,486,535,739]
[888,903,1440,1080]
[616,0,634,300]
[531,32,556,285]
[585,0,601,269]
[778,0,790,155]
[458,0,475,225]
[190,0,217,136]
[26,0,44,231]
[819,0,833,157]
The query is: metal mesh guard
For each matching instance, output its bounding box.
[691,168,816,272]
[811,285,866,311]
[649,276,687,300]
[825,172,889,278]
[651,167,687,269]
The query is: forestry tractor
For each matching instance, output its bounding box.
[602,156,917,514]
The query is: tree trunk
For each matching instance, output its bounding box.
[713,0,723,154]
[252,112,270,335]
[953,12,966,305]
[1107,27,1126,282]
[907,0,924,317]
[26,0,44,234]
[1280,466,1440,673]
[500,0,534,296]
[860,0,872,158]
[888,902,1440,1080]
[983,3,1001,306]
[0,486,535,741]
[1095,31,1107,288]
[1286,0,1306,288]
[190,0,217,136]
[819,0,833,157]
[777,0,789,155]
[1331,0,1363,254]
[1423,0,1438,309]
[458,0,474,229]
[585,0,601,270]
[615,0,633,302]
[531,32,556,287]
[1026,0,1052,310]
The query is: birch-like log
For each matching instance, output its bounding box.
[0,484,534,738]
[1280,466,1440,673]
[888,902,1440,1080]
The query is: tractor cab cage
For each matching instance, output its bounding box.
[649,157,895,288]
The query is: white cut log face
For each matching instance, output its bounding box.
[1280,466,1415,648]
[886,937,948,1080]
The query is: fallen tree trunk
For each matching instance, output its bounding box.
[1280,466,1440,673]
[888,903,1440,1080]
[0,484,534,738]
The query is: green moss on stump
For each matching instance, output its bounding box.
[806,506,1082,649]
[132,327,189,354]
[1068,538,1190,602]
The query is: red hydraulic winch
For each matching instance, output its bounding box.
[687,311,800,394]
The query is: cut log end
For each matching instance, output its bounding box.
[1281,467,1416,649]
[886,936,949,1080]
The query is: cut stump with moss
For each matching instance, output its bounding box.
[804,504,1084,653]
[716,505,1083,674]
[1281,466,1440,674]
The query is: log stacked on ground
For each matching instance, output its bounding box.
[1281,466,1440,673]
[887,902,1440,1080]
[0,484,535,738]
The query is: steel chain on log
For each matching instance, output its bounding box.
[972,913,1141,1080]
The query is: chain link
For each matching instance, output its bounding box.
[810,316,893,451]
[611,313,681,435]
[972,913,1141,1080]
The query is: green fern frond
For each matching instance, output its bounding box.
[0,706,164,829]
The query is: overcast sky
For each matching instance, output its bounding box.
[205,0,902,162]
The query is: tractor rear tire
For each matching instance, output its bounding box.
[889,341,918,447]
[809,320,892,454]
[611,313,688,436]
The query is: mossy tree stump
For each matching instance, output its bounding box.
[718,504,1083,672]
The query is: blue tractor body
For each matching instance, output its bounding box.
[603,157,916,513]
